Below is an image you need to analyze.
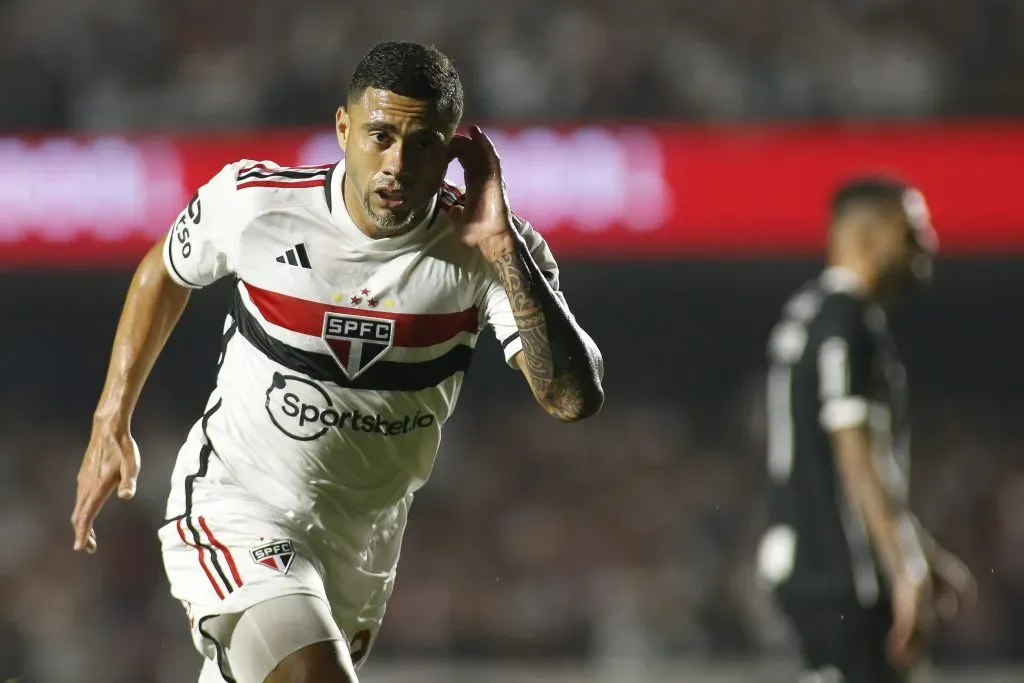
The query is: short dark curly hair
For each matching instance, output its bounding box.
[348,41,464,124]
[830,175,910,223]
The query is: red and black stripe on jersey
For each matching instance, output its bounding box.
[233,281,478,392]
[236,163,332,191]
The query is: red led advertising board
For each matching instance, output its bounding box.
[0,124,1020,266]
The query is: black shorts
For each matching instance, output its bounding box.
[778,595,908,683]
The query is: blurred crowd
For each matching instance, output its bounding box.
[2,0,1024,131]
[2,1,1023,681]
[1,386,1022,682]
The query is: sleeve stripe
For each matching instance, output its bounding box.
[820,397,870,431]
[236,166,330,182]
[500,332,520,350]
[165,222,203,289]
[502,335,524,368]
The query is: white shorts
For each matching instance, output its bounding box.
[160,485,403,681]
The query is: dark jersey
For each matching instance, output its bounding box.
[759,268,911,605]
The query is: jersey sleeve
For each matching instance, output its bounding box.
[163,162,244,289]
[816,297,875,432]
[481,215,564,368]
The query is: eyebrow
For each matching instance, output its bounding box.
[362,121,446,142]
[362,121,401,134]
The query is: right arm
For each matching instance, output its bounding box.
[72,163,243,553]
[71,243,192,553]
[91,243,192,438]
[817,300,930,665]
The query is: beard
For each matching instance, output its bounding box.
[359,185,434,238]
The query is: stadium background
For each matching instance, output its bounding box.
[2,1,1024,681]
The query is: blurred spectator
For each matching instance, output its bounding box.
[2,0,1024,132]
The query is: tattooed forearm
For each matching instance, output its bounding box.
[487,236,604,421]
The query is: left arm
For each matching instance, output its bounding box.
[481,228,604,422]
[449,125,604,422]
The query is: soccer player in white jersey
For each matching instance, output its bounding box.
[71,42,605,683]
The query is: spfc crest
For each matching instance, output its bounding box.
[249,539,296,574]
[323,312,395,379]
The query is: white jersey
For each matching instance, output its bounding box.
[161,159,560,552]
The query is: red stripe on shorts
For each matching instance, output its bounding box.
[198,516,244,589]
[177,518,225,600]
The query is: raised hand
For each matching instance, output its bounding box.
[446,125,515,254]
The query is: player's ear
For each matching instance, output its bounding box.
[336,107,350,149]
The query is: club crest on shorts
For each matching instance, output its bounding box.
[249,539,296,574]
[322,312,395,380]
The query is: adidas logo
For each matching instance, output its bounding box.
[276,243,311,269]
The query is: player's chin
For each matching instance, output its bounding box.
[368,206,405,226]
[367,208,416,235]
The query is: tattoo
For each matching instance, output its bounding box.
[489,239,603,421]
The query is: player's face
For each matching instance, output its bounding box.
[337,88,456,236]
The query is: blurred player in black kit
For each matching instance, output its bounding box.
[758,177,976,682]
